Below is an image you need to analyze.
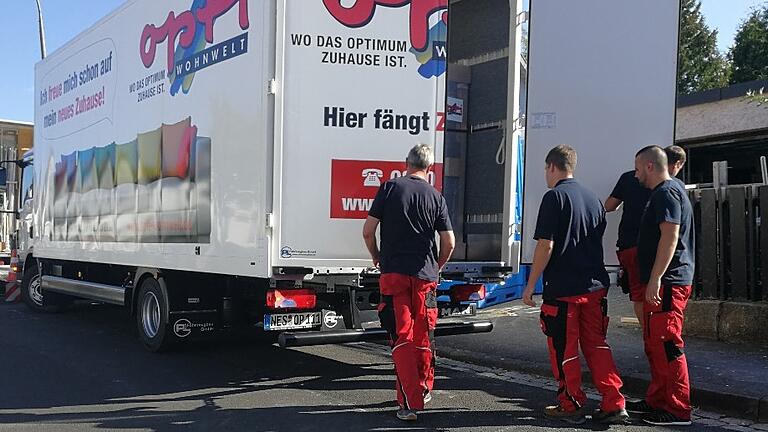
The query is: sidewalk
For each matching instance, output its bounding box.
[438,288,768,422]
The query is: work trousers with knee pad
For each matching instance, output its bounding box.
[539,289,625,412]
[378,273,437,411]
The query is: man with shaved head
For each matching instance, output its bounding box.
[628,145,695,426]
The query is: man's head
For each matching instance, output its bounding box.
[544,145,577,188]
[406,144,434,174]
[635,145,669,188]
[665,145,686,177]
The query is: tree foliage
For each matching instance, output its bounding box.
[677,0,731,94]
[730,5,768,84]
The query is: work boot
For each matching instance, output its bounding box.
[544,405,586,424]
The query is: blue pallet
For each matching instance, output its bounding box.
[438,265,543,309]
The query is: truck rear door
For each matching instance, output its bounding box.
[272,0,449,270]
[521,0,681,265]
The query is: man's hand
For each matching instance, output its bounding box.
[522,284,537,307]
[372,257,380,269]
[645,278,662,306]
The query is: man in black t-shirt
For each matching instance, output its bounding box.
[606,171,652,325]
[665,145,687,180]
[628,146,695,426]
[363,144,455,422]
[522,145,627,425]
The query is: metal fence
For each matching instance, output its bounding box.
[689,183,768,302]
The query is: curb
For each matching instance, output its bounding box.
[437,345,766,422]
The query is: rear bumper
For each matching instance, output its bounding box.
[278,320,493,348]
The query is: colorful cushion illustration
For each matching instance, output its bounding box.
[96,143,116,189]
[62,152,77,193]
[138,128,162,185]
[115,140,138,185]
[162,117,191,179]
[78,148,97,194]
[49,118,210,243]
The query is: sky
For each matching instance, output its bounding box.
[0,0,765,123]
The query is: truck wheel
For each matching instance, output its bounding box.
[136,277,174,352]
[21,261,61,313]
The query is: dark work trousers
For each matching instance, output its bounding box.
[378,273,437,411]
[539,288,625,412]
[643,285,692,420]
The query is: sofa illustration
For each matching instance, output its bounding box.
[52,117,211,243]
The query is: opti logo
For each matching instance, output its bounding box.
[323,0,448,78]
[140,0,250,95]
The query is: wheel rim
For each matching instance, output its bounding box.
[141,291,161,338]
[29,275,44,307]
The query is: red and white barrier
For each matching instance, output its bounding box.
[4,250,20,303]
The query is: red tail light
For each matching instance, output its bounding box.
[266,289,316,309]
[451,284,486,302]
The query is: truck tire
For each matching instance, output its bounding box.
[21,261,62,313]
[136,277,174,352]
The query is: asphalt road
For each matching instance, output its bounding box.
[0,302,759,431]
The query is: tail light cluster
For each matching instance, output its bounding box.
[450,284,486,303]
[266,289,316,310]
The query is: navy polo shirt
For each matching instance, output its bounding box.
[533,178,610,300]
[637,179,695,286]
[368,175,452,282]
[610,170,652,250]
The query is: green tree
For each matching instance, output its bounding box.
[730,5,768,84]
[677,0,731,94]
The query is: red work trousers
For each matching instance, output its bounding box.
[378,273,437,411]
[643,285,692,420]
[539,289,625,412]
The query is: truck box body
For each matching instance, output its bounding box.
[33,0,447,277]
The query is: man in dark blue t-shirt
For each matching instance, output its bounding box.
[629,145,695,426]
[522,145,626,425]
[606,171,652,324]
[363,144,455,422]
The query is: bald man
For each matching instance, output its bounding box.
[628,145,695,426]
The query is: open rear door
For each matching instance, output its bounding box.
[522,1,681,265]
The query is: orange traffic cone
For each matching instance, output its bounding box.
[4,249,20,303]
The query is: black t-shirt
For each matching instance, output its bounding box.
[533,178,610,300]
[610,170,652,250]
[368,175,452,282]
[637,179,695,286]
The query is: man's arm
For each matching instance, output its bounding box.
[437,230,456,270]
[604,196,623,212]
[362,216,381,268]
[522,239,554,307]
[645,221,679,305]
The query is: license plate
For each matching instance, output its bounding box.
[264,312,322,331]
[439,303,477,318]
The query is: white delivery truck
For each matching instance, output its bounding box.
[18,0,489,352]
[14,0,681,352]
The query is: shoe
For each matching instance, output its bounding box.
[592,408,630,424]
[396,409,418,421]
[626,399,654,414]
[423,391,432,404]
[642,410,691,426]
[544,405,586,425]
